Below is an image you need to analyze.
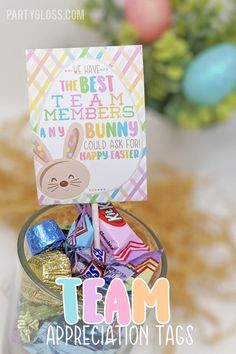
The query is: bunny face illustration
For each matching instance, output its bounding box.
[33,123,90,200]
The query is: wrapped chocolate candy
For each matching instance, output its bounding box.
[22,250,71,305]
[17,307,39,344]
[68,246,135,287]
[67,247,112,277]
[125,249,163,291]
[22,276,62,307]
[17,300,63,344]
[68,249,88,276]
[28,250,71,293]
[96,203,150,262]
[68,247,113,270]
[65,206,94,251]
[79,262,104,281]
[103,263,135,286]
[26,219,66,256]
[78,261,134,285]
[128,249,163,273]
[68,250,106,280]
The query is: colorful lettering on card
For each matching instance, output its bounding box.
[26,46,147,204]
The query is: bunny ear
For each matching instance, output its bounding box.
[32,133,52,165]
[64,123,84,159]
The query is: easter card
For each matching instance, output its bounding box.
[26,46,147,205]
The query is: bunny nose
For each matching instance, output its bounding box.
[60,180,69,187]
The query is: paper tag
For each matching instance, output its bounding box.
[26,45,147,204]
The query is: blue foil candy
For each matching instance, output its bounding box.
[65,212,94,251]
[26,219,66,256]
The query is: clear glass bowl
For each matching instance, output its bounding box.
[3,205,167,354]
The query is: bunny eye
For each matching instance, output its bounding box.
[51,177,57,183]
[68,174,75,179]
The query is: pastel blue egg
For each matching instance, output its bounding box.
[182,44,236,105]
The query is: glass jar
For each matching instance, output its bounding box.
[3,205,167,354]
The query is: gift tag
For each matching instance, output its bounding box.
[26,45,147,204]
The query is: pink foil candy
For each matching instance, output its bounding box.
[98,203,150,262]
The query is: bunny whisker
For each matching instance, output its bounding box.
[48,183,58,186]
[70,182,82,186]
[50,186,59,192]
[70,183,81,188]
[71,178,81,183]
[47,185,58,189]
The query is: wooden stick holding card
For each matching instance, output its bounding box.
[92,203,100,249]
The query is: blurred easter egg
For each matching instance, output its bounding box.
[182,44,236,105]
[125,0,172,43]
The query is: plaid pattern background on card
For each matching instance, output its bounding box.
[26,45,147,204]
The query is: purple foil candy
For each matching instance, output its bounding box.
[68,247,114,276]
[67,249,88,276]
[79,262,103,281]
[128,249,163,269]
[65,208,94,250]
[103,263,135,286]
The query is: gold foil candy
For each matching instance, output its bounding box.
[28,250,71,292]
[22,250,71,306]
[22,276,61,306]
[17,307,39,344]
[17,301,63,344]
